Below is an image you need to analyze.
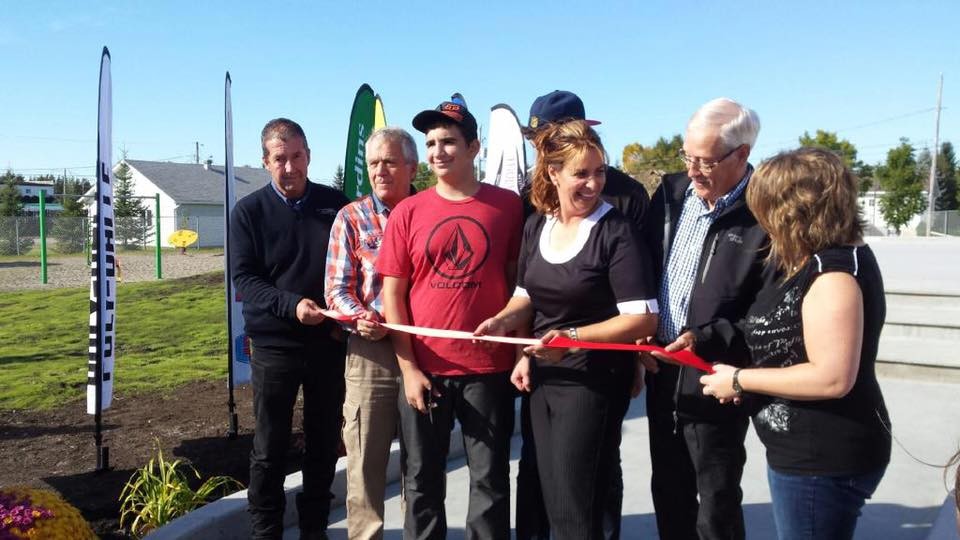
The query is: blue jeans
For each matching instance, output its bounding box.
[767,465,886,540]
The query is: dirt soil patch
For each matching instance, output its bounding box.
[0,380,309,539]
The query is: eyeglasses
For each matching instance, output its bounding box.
[679,145,742,174]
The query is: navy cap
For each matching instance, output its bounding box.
[527,90,601,132]
[412,94,479,141]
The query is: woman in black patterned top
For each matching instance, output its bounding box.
[474,120,659,539]
[700,148,891,540]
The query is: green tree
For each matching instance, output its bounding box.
[332,164,345,192]
[413,162,437,192]
[0,170,33,255]
[877,139,927,234]
[798,130,859,169]
[114,161,152,248]
[622,134,685,195]
[0,170,25,216]
[52,178,89,253]
[935,141,957,211]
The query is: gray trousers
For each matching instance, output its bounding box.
[398,371,515,540]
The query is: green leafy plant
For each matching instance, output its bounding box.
[119,442,242,537]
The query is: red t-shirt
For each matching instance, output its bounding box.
[377,183,522,375]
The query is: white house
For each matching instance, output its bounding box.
[16,181,64,214]
[82,159,273,248]
[857,190,925,236]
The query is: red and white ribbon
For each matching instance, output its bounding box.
[322,309,713,373]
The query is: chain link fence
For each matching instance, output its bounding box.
[925,210,960,236]
[0,214,231,256]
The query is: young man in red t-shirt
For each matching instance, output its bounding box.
[378,95,522,539]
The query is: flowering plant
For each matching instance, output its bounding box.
[0,486,96,539]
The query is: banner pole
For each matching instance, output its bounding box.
[154,193,162,279]
[224,72,239,439]
[90,46,115,472]
[39,190,48,284]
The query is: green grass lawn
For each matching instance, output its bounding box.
[0,272,228,410]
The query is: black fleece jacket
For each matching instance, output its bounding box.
[642,171,779,422]
[229,181,349,348]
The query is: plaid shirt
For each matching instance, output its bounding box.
[657,169,752,343]
[324,194,391,317]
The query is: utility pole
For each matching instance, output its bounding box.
[925,74,943,236]
[195,141,200,164]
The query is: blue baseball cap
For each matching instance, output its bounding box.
[527,90,601,132]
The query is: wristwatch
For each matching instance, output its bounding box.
[732,368,744,397]
[566,327,579,341]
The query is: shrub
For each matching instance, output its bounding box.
[119,444,242,538]
[0,485,96,539]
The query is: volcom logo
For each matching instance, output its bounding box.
[441,225,474,270]
[426,216,490,280]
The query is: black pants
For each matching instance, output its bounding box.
[248,342,345,540]
[398,371,515,540]
[516,392,628,540]
[529,382,628,540]
[647,387,749,540]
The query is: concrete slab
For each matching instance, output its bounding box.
[316,375,960,539]
[869,237,960,295]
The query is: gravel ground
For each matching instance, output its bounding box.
[0,251,225,292]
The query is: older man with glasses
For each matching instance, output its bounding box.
[640,98,779,540]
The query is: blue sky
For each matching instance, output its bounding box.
[1,1,956,183]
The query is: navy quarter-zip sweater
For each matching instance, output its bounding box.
[229,181,349,348]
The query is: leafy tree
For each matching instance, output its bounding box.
[876,139,927,234]
[935,141,957,211]
[798,130,859,169]
[332,165,345,192]
[413,162,437,192]
[114,161,152,248]
[0,170,32,254]
[621,134,685,195]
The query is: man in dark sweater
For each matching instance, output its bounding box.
[230,118,349,540]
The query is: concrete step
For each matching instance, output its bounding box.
[885,305,960,328]
[877,335,960,370]
[885,290,960,311]
[882,320,960,341]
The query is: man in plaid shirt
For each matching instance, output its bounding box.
[324,127,418,539]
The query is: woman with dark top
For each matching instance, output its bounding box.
[700,147,891,540]
[474,120,658,539]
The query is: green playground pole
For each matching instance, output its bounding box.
[39,190,48,284]
[85,218,91,266]
[155,193,162,279]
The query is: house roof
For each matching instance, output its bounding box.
[124,159,272,205]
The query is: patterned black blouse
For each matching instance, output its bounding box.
[743,245,891,476]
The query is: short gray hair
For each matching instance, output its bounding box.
[687,98,760,151]
[365,127,418,164]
